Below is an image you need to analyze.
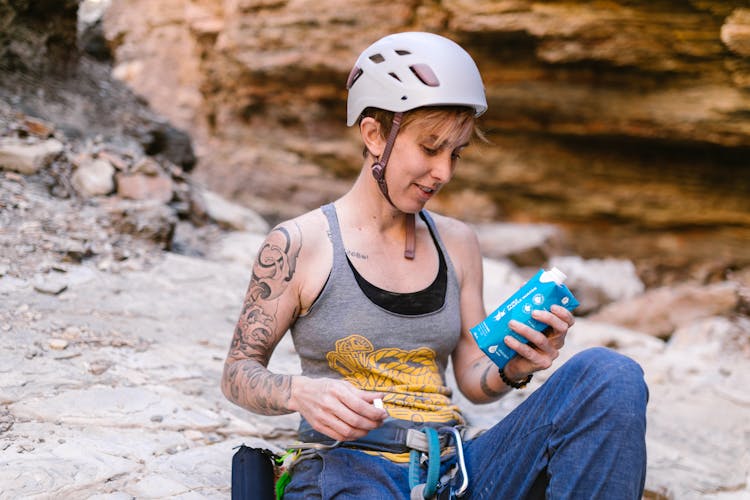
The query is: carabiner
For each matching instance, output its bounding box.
[439,427,469,497]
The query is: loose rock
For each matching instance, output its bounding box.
[71,157,115,197]
[0,138,64,175]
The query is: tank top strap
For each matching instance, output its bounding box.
[420,210,454,273]
[420,210,438,239]
[320,203,347,268]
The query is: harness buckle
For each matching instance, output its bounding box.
[405,428,431,453]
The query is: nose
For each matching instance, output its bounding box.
[430,153,455,184]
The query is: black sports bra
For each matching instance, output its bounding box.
[346,212,447,316]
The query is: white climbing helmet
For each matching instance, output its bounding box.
[346,32,488,126]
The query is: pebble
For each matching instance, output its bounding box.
[184,429,203,440]
[33,277,68,295]
[87,360,111,375]
[48,338,69,350]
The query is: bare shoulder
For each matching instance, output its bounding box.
[426,212,480,253]
[270,208,328,244]
[266,208,331,311]
[285,208,331,254]
[262,208,330,269]
[425,211,482,281]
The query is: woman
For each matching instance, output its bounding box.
[222,32,648,499]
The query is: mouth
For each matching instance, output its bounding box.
[415,183,439,200]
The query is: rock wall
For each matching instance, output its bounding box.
[0,0,80,73]
[101,0,750,284]
[0,0,196,170]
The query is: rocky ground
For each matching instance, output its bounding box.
[1,107,750,499]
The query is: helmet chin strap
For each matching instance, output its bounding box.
[370,112,416,260]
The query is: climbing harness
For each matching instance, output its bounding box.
[292,418,470,499]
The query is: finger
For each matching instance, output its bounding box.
[327,385,386,429]
[317,417,370,442]
[504,335,556,369]
[509,319,547,346]
[531,309,569,334]
[359,390,385,404]
[550,305,576,327]
[329,383,386,420]
[352,390,388,420]
[312,400,378,441]
[545,331,567,350]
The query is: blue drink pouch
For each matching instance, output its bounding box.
[470,267,579,370]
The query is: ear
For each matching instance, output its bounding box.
[359,117,385,159]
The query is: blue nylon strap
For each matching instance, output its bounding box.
[408,449,421,490]
[408,427,441,498]
[423,428,441,497]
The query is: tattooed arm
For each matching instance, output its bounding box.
[221,223,303,415]
[221,216,388,439]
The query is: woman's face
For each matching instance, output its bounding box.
[386,113,474,213]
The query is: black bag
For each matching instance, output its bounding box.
[231,444,277,500]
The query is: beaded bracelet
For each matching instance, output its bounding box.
[499,367,533,389]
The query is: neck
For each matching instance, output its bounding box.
[338,166,410,234]
[338,163,419,260]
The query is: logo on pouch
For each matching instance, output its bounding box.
[494,310,506,321]
[562,297,569,305]
[533,294,544,305]
[523,303,532,314]
[489,345,498,354]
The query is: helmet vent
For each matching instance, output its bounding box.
[369,53,385,64]
[410,64,440,87]
[395,49,411,55]
[388,72,402,82]
[346,66,363,89]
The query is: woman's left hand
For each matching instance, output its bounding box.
[502,304,576,381]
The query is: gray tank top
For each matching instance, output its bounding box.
[291,203,464,425]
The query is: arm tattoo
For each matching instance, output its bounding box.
[480,363,507,398]
[251,225,299,301]
[223,223,302,415]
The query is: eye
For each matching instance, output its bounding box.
[451,152,462,161]
[421,145,440,156]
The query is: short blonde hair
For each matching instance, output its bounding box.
[360,106,482,157]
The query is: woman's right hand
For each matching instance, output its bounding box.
[289,376,388,442]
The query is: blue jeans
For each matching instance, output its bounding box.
[284,347,648,499]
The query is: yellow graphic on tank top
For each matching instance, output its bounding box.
[326,334,463,424]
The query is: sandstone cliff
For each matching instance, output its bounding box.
[101,0,750,284]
